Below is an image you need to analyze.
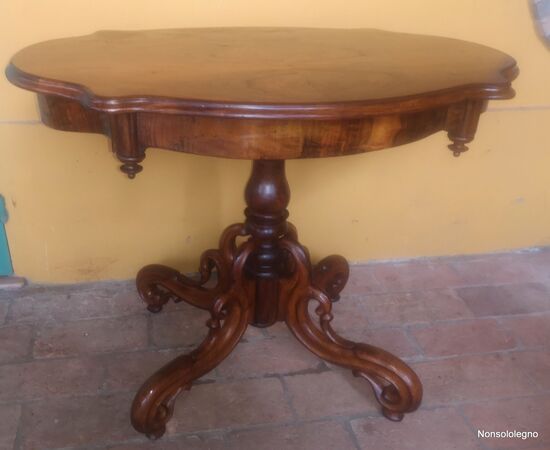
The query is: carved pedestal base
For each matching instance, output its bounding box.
[131,161,423,439]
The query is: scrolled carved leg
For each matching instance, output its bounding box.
[136,223,247,312]
[131,242,254,439]
[282,239,422,421]
[131,160,422,440]
[312,255,350,302]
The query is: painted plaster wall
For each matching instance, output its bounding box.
[0,0,548,282]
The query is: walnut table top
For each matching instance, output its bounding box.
[7,28,518,176]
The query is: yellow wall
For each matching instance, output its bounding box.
[1,0,549,282]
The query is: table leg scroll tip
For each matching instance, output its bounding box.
[383,408,405,422]
[146,429,166,441]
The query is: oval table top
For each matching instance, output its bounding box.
[5,28,518,176]
[7,27,517,119]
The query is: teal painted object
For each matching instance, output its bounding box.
[0,195,13,276]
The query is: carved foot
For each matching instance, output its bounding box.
[312,255,349,302]
[282,239,422,420]
[448,139,469,157]
[131,242,254,438]
[136,223,247,312]
[136,264,216,313]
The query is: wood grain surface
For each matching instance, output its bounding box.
[7,28,517,119]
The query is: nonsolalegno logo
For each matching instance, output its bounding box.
[478,430,539,440]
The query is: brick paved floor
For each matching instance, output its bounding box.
[1,249,549,450]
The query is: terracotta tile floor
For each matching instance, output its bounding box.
[1,249,549,450]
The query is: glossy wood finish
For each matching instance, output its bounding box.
[5,28,517,439]
[8,28,517,113]
[132,160,420,438]
[132,231,253,438]
[7,28,517,176]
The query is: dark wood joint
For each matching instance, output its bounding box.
[108,113,146,178]
[445,99,487,157]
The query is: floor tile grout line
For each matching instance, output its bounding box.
[2,310,153,328]
[1,340,549,389]
[342,418,363,450]
[0,279,504,304]
[494,315,530,350]
[171,414,386,444]
[3,386,548,422]
[5,299,550,333]
[1,331,548,386]
[155,399,541,444]
[46,416,370,450]
[8,392,550,450]
[5,358,550,409]
[454,404,490,450]
[0,343,199,368]
[2,248,549,300]
[0,364,334,406]
[26,324,38,362]
[411,391,550,409]
[4,296,15,325]
[11,402,25,450]
[511,356,548,395]
[360,278,547,297]
[349,246,550,264]
[17,432,225,450]
[366,265,385,295]
[218,429,230,449]
[403,324,425,358]
[277,374,299,421]
[341,278,550,304]
[408,346,550,365]
[380,311,550,331]
[0,299,221,327]
[6,270,542,300]
[1,298,11,326]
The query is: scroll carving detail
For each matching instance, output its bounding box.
[136,223,247,312]
[130,160,422,439]
[131,240,254,439]
[281,238,422,420]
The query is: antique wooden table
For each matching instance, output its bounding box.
[6,28,517,439]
